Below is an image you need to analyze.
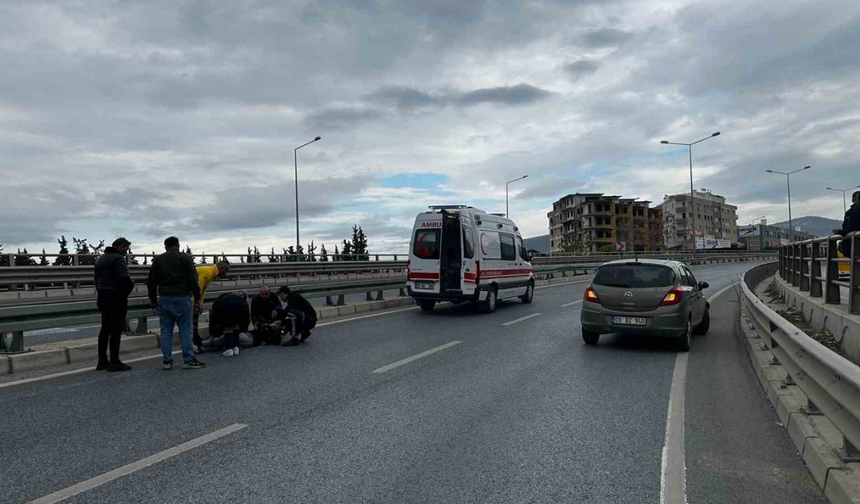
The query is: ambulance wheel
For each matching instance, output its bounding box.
[418,300,436,311]
[480,288,498,314]
[520,282,534,304]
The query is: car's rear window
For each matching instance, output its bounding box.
[592,264,675,288]
[413,229,440,259]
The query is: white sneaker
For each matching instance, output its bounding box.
[233,347,240,356]
[222,348,234,357]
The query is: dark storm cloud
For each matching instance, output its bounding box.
[366,86,442,111]
[303,108,385,131]
[563,60,600,79]
[578,28,634,48]
[455,84,553,107]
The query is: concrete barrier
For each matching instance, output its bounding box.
[8,348,69,373]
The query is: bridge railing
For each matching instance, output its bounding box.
[778,231,859,315]
[0,263,597,353]
[743,261,860,462]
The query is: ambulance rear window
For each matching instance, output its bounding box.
[413,229,440,259]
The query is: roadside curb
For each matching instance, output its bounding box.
[740,293,860,503]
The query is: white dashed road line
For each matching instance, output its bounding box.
[29,423,248,504]
[501,313,542,326]
[373,341,462,374]
[561,300,583,307]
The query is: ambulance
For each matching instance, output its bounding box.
[407,205,535,313]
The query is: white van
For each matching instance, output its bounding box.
[407,205,534,313]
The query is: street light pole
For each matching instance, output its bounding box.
[505,175,528,218]
[826,185,860,214]
[294,136,321,253]
[660,131,720,252]
[766,165,811,242]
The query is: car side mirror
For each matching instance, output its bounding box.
[698,281,709,290]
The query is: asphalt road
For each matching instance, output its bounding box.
[0,261,826,504]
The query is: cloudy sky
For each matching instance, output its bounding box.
[2,0,859,256]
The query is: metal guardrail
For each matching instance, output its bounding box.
[778,231,859,315]
[0,263,598,353]
[535,251,777,264]
[742,262,860,462]
[0,261,407,290]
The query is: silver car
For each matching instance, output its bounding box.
[579,259,710,351]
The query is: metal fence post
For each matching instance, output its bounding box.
[778,246,784,279]
[325,295,335,306]
[843,435,860,463]
[826,238,841,304]
[799,241,809,292]
[851,232,859,315]
[810,240,822,298]
[791,243,800,287]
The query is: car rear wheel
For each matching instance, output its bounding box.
[676,318,691,352]
[418,300,435,311]
[694,308,710,335]
[582,329,599,345]
[479,288,497,313]
[520,283,534,304]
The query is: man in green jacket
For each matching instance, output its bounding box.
[146,236,206,370]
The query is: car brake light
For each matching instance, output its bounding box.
[584,286,600,303]
[661,287,685,306]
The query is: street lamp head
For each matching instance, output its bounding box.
[522,175,528,179]
[660,140,668,144]
[711,132,720,137]
[766,170,774,173]
[314,136,321,141]
[803,165,810,170]
[827,187,834,190]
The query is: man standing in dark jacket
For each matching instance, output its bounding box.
[94,237,134,371]
[146,236,205,370]
[835,191,860,258]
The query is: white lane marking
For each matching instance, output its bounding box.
[373,341,462,374]
[28,423,248,504]
[0,351,183,390]
[561,300,583,307]
[706,282,737,301]
[660,352,689,504]
[501,313,542,326]
[317,306,419,327]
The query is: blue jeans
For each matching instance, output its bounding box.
[158,296,194,363]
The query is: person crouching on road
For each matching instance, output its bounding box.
[193,260,231,354]
[94,237,134,372]
[146,236,205,370]
[275,286,318,347]
[208,291,251,357]
[250,284,286,346]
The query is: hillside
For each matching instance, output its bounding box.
[771,216,842,237]
[523,234,550,254]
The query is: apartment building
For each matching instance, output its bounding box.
[738,220,815,250]
[658,190,739,249]
[547,193,663,254]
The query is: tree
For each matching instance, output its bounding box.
[268,247,279,263]
[351,225,369,260]
[200,252,208,264]
[320,243,329,262]
[285,246,297,262]
[0,242,7,267]
[15,248,36,266]
[306,241,317,262]
[253,246,261,263]
[91,240,105,256]
[39,248,49,266]
[54,235,72,266]
[333,245,340,262]
[341,240,353,261]
[297,244,305,262]
[73,237,98,266]
[185,246,196,264]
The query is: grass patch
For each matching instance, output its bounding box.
[775,306,843,356]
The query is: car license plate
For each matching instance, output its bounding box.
[413,281,435,290]
[611,315,647,326]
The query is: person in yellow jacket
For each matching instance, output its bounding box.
[193,260,231,352]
